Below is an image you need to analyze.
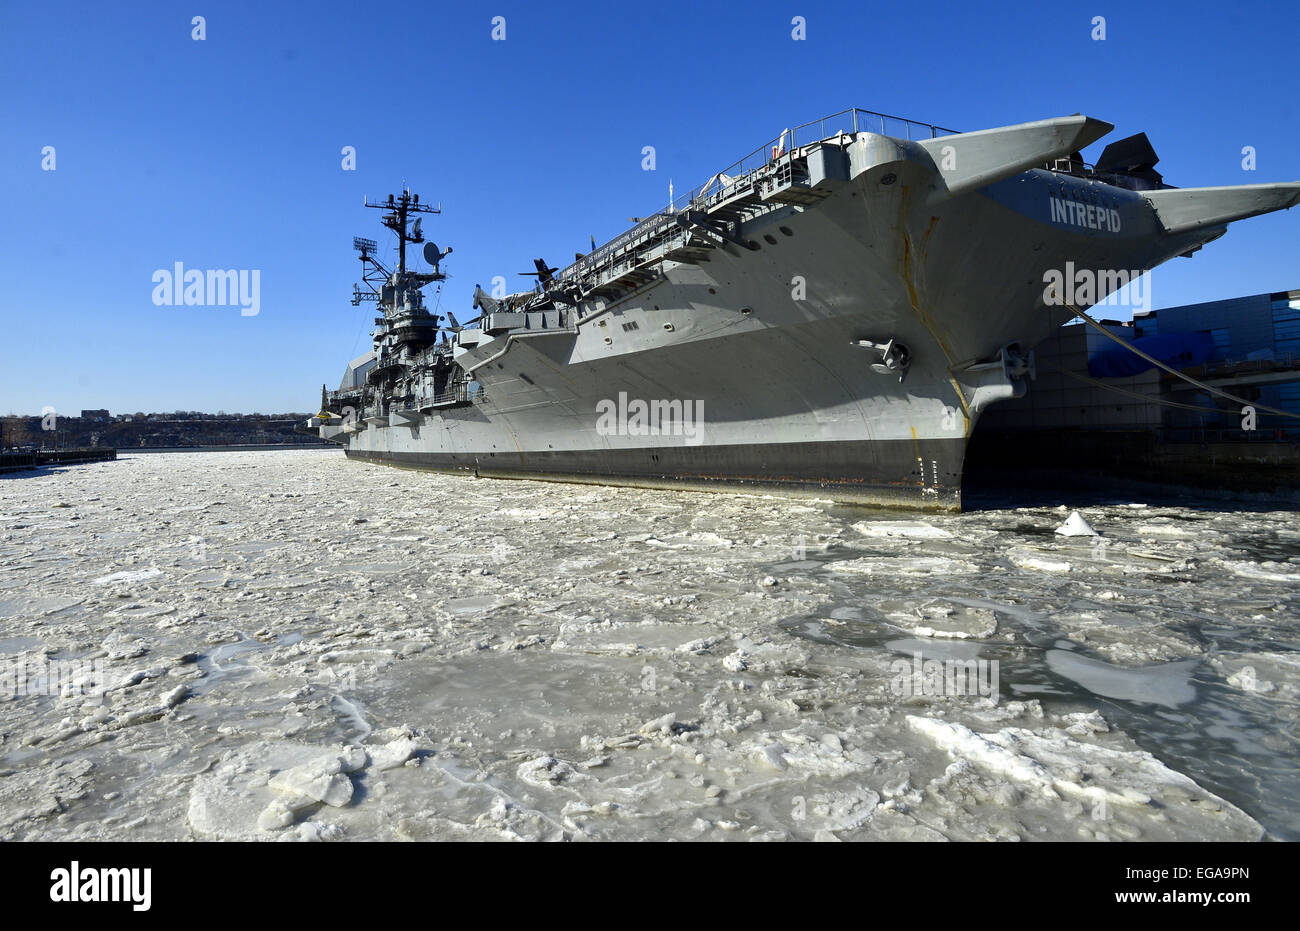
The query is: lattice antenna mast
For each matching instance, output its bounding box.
[351,237,389,305]
[364,189,440,277]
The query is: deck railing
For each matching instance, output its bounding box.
[558,108,959,282]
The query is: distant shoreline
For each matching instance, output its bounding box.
[122,445,336,454]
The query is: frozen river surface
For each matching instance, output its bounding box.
[1,449,1297,841]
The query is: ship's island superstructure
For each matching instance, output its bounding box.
[313,108,1299,510]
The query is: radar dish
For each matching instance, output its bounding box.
[423,242,441,266]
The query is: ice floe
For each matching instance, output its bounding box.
[1045,650,1199,708]
[1055,511,1099,537]
[0,451,1295,841]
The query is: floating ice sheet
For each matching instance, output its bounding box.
[1045,650,1199,708]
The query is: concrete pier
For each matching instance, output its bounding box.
[0,448,117,474]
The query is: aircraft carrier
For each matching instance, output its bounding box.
[313,107,1299,510]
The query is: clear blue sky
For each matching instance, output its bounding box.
[2,0,1297,415]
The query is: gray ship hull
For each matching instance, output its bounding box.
[345,437,966,507]
[322,112,1300,510]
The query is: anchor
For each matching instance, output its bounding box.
[853,338,911,382]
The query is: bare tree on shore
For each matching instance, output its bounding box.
[2,415,34,450]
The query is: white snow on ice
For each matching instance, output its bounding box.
[0,450,1296,841]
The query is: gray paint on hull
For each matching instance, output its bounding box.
[345,435,965,511]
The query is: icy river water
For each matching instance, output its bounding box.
[1,449,1296,841]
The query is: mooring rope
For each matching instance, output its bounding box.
[1060,368,1261,415]
[1061,301,1300,421]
